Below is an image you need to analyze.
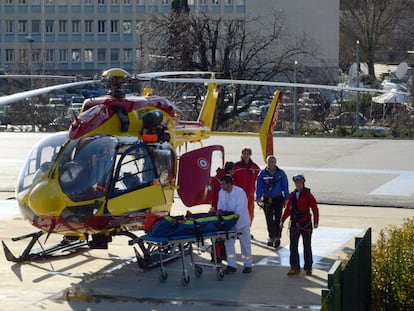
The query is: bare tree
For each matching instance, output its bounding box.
[340,0,411,79]
[143,10,317,129]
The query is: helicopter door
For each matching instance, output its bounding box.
[177,145,224,207]
[107,143,167,215]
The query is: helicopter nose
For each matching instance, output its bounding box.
[29,180,65,216]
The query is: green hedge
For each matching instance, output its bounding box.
[372,218,414,310]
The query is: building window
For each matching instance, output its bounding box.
[98,48,106,62]
[111,0,119,4]
[45,49,54,62]
[58,0,68,4]
[45,20,54,33]
[84,49,93,62]
[98,21,106,33]
[98,0,105,4]
[72,49,80,62]
[72,20,80,33]
[33,49,41,62]
[72,0,80,4]
[212,0,220,5]
[123,49,132,62]
[111,20,119,33]
[6,50,14,62]
[124,0,131,4]
[161,0,169,4]
[225,0,232,4]
[18,0,27,4]
[18,21,27,34]
[85,0,92,4]
[136,21,144,34]
[123,21,132,34]
[110,48,119,61]
[85,20,93,33]
[32,20,41,33]
[136,0,144,4]
[59,49,68,62]
[5,21,14,33]
[45,0,54,4]
[5,0,13,4]
[18,49,27,63]
[59,20,67,33]
[32,0,41,4]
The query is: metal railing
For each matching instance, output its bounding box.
[321,227,372,311]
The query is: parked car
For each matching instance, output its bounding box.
[0,112,11,126]
[327,112,367,128]
[48,116,74,131]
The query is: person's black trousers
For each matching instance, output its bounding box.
[289,221,313,270]
[263,195,284,239]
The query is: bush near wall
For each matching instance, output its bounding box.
[371,218,414,310]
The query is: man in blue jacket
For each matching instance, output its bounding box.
[256,155,289,248]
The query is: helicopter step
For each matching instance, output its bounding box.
[2,231,88,263]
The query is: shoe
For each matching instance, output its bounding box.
[224,266,237,274]
[306,269,312,276]
[267,237,275,246]
[273,238,281,248]
[251,234,254,240]
[242,267,252,274]
[287,268,300,276]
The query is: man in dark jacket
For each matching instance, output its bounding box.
[256,155,289,248]
[281,174,319,276]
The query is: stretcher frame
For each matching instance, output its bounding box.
[138,230,238,285]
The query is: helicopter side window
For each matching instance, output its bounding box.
[150,143,175,186]
[111,144,156,196]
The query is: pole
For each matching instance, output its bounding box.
[293,60,298,136]
[356,40,360,127]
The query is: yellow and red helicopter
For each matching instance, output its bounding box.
[0,68,281,266]
[1,67,401,266]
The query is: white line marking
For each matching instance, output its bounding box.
[255,227,365,270]
[284,166,413,175]
[0,200,18,220]
[369,172,414,196]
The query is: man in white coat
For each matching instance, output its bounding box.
[217,174,252,273]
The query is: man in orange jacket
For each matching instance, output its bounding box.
[233,147,260,227]
[281,174,319,276]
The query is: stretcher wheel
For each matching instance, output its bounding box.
[182,272,190,285]
[159,269,168,282]
[195,265,203,278]
[217,268,225,281]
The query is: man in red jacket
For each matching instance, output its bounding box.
[233,147,260,227]
[280,174,319,276]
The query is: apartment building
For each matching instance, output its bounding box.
[0,0,339,76]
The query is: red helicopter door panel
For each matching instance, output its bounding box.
[177,145,224,207]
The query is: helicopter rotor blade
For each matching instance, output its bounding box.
[137,71,216,80]
[0,80,99,106]
[0,74,80,80]
[155,77,408,95]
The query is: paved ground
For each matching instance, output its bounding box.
[0,133,413,310]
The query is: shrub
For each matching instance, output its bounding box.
[371,218,414,310]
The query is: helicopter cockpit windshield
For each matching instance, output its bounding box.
[58,135,117,202]
[17,133,67,193]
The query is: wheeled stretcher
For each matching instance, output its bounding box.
[138,230,238,285]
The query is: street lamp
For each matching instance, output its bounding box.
[293,60,298,136]
[355,40,360,127]
[25,36,34,90]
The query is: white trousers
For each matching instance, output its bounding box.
[224,225,252,268]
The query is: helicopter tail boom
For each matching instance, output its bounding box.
[259,90,282,162]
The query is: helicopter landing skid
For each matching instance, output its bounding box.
[2,231,88,263]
